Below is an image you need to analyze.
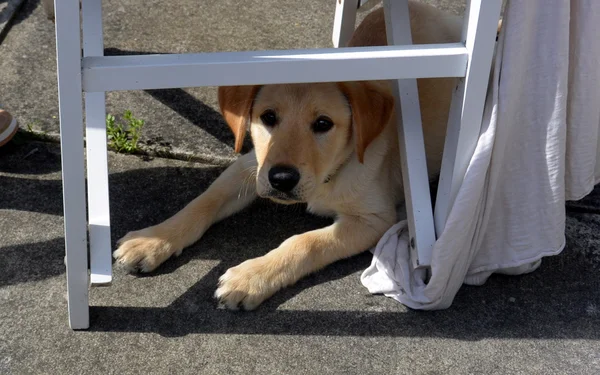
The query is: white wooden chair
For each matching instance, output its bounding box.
[53,0,501,329]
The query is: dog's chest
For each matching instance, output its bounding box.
[306,186,361,218]
[306,200,337,217]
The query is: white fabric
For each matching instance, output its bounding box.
[361,0,600,309]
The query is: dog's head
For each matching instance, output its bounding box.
[218,82,393,204]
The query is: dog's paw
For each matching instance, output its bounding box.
[113,228,180,273]
[215,256,283,310]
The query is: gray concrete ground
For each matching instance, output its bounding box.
[1,0,599,374]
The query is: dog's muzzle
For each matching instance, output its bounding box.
[268,165,300,193]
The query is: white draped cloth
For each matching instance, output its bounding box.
[361,0,600,309]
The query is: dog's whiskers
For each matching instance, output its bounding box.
[238,165,257,199]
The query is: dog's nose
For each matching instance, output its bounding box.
[268,165,300,193]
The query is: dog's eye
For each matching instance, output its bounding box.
[260,110,278,127]
[312,117,334,133]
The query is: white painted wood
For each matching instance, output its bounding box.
[82,0,112,286]
[54,0,89,329]
[332,0,359,48]
[82,0,102,56]
[384,0,436,268]
[85,92,112,286]
[82,44,468,92]
[434,0,501,236]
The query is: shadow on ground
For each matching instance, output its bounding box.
[0,0,39,33]
[1,142,598,341]
[86,245,600,340]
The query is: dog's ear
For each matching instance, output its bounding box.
[337,82,394,163]
[218,85,261,153]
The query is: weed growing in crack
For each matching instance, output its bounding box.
[106,110,145,153]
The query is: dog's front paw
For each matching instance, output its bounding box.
[113,227,180,273]
[215,256,284,310]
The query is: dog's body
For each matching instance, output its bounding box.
[113,2,461,310]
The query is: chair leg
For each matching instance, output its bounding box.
[85,90,112,287]
[434,0,502,235]
[54,0,89,329]
[82,0,112,286]
[383,0,436,268]
[332,0,359,48]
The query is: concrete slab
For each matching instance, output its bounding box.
[1,1,598,374]
[1,141,599,374]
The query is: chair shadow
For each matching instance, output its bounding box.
[0,0,40,43]
[2,142,599,340]
[82,173,600,340]
[0,148,332,284]
[88,249,600,340]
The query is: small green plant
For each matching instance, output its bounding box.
[106,110,145,153]
[26,119,41,133]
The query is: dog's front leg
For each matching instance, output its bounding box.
[215,212,395,310]
[113,151,258,272]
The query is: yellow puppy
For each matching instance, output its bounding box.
[113,2,461,310]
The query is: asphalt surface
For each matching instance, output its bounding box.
[1,1,599,374]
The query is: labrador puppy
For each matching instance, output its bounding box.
[113,1,461,310]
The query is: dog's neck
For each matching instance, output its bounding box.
[323,151,355,184]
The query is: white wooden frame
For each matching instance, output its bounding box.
[383,0,437,268]
[54,0,501,329]
[433,0,502,235]
[332,0,359,47]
